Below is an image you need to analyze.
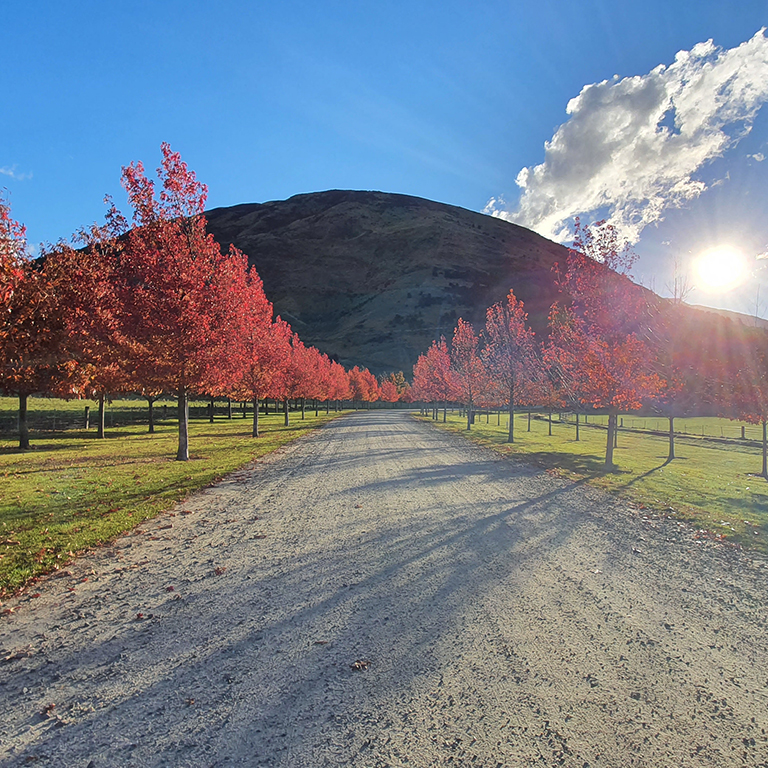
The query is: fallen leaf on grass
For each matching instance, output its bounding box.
[350,659,371,671]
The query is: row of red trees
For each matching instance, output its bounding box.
[412,220,768,476]
[0,145,403,459]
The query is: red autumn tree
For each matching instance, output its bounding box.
[293,343,328,419]
[450,319,486,430]
[0,199,70,448]
[348,366,379,407]
[482,289,537,443]
[274,332,311,426]
[379,371,408,406]
[412,337,453,421]
[327,360,351,409]
[45,204,134,437]
[0,192,25,304]
[727,329,768,479]
[226,266,290,437]
[118,143,243,460]
[379,377,399,405]
[547,219,663,468]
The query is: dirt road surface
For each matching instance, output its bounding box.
[1,411,767,767]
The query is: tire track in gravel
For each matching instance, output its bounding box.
[1,410,767,767]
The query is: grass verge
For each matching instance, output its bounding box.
[1,399,344,596]
[418,411,768,553]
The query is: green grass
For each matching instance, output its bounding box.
[0,396,344,597]
[419,410,768,553]
[561,412,764,442]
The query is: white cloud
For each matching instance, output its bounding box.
[0,165,33,181]
[750,152,765,162]
[486,29,768,243]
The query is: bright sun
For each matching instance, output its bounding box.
[694,246,750,293]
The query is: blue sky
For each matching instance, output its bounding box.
[3,0,768,316]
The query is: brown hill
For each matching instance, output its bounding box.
[206,190,572,373]
[205,190,762,387]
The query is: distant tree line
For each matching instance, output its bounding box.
[411,219,768,478]
[0,145,408,459]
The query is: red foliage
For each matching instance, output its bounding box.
[450,319,487,429]
[482,290,537,441]
[412,337,453,407]
[0,245,69,447]
[547,220,663,467]
[224,266,290,435]
[45,205,133,411]
[379,379,399,403]
[0,192,26,305]
[347,366,380,404]
[118,143,246,460]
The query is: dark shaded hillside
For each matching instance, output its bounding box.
[206,190,573,373]
[206,190,764,394]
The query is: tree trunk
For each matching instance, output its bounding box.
[18,392,30,450]
[208,397,215,423]
[507,383,515,443]
[466,403,472,431]
[315,399,319,417]
[575,412,580,441]
[84,405,90,430]
[227,398,232,420]
[177,387,189,461]
[528,411,532,432]
[242,400,247,419]
[284,399,289,426]
[443,402,447,422]
[252,397,260,437]
[326,399,330,414]
[147,396,155,434]
[605,412,616,469]
[762,419,767,479]
[97,393,106,439]
[548,411,552,436]
[667,416,675,462]
[301,397,306,420]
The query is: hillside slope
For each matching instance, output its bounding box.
[206,190,570,372]
[206,190,760,384]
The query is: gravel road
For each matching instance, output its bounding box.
[1,410,767,767]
